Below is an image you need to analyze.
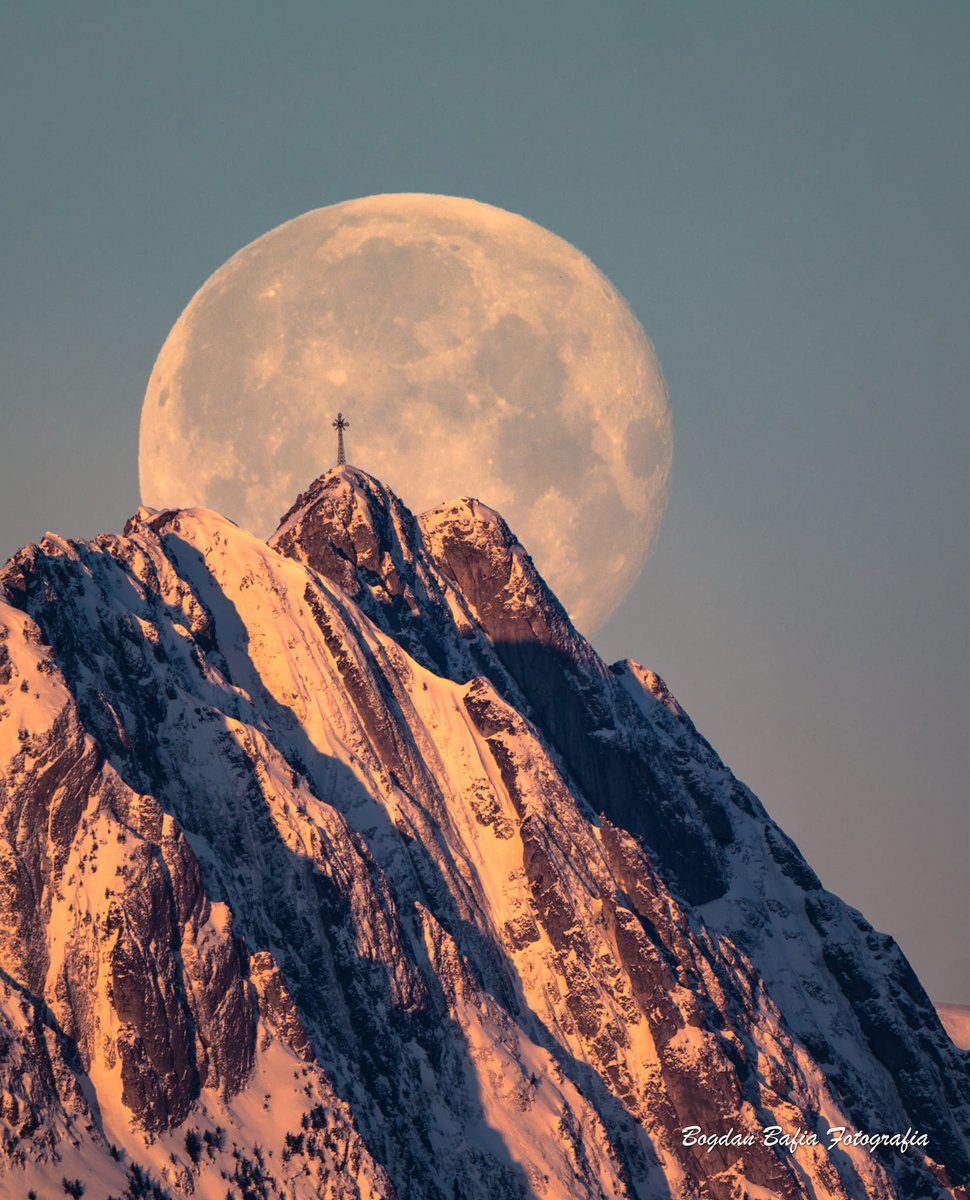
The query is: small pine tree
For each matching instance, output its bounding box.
[185,1128,203,1166]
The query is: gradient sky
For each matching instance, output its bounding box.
[1,3,967,1001]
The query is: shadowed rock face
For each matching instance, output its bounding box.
[0,466,966,1199]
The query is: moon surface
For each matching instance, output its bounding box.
[139,194,671,632]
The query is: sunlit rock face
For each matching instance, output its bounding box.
[139,194,672,632]
[0,466,968,1198]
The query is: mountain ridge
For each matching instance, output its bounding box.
[0,465,967,1199]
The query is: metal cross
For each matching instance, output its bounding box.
[332,412,349,466]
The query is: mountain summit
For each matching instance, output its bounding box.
[0,466,967,1199]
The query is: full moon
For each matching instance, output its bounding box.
[140,194,671,632]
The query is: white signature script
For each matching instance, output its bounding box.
[680,1125,929,1155]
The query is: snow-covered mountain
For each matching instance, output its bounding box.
[0,465,967,1199]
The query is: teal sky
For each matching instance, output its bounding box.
[1,3,968,1000]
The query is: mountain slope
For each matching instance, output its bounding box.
[0,466,966,1199]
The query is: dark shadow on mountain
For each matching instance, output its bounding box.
[483,637,733,908]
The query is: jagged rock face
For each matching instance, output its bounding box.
[0,467,966,1199]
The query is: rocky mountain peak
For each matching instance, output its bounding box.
[270,465,489,680]
[418,495,588,657]
[271,464,417,597]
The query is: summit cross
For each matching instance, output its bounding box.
[332,412,349,466]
